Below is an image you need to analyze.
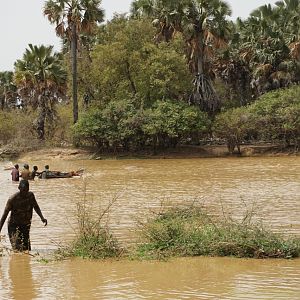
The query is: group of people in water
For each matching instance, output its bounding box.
[11,164,40,181]
[0,163,84,252]
[10,164,82,181]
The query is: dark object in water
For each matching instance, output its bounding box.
[39,169,84,179]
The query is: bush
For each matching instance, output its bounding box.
[73,99,210,151]
[249,86,300,147]
[213,107,252,153]
[212,85,300,150]
[56,199,122,259]
[73,100,140,150]
[45,103,73,146]
[135,205,300,259]
[142,100,210,149]
[0,110,39,151]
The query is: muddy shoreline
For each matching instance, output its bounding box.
[7,143,296,162]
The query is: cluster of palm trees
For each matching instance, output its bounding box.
[217,0,300,99]
[0,0,104,140]
[131,0,300,108]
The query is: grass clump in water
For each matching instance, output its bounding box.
[56,200,122,259]
[135,205,300,260]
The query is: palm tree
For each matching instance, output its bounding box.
[43,0,105,123]
[235,2,300,95]
[183,0,232,114]
[14,44,67,140]
[131,0,232,115]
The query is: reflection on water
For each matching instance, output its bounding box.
[1,255,299,299]
[0,156,299,299]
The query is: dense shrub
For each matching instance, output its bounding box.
[45,103,73,145]
[213,86,300,151]
[249,86,300,147]
[135,206,300,259]
[0,110,37,146]
[73,100,141,150]
[73,100,210,151]
[142,100,210,149]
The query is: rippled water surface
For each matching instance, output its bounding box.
[0,156,299,299]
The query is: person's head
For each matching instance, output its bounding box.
[24,164,29,170]
[18,179,29,193]
[33,166,38,171]
[14,164,19,169]
[45,165,49,170]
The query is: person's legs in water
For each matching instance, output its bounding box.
[8,223,31,251]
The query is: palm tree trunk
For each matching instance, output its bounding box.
[37,106,46,140]
[197,31,204,75]
[71,23,78,124]
[190,31,220,116]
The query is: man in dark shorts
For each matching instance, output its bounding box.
[0,180,47,251]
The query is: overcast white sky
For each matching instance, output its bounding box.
[0,0,278,71]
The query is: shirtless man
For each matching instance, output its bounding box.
[0,180,47,251]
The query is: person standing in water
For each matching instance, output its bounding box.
[11,164,20,182]
[29,166,40,180]
[0,180,47,251]
[21,164,31,180]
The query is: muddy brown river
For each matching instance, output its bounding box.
[0,156,299,299]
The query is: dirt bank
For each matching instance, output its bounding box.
[15,144,297,161]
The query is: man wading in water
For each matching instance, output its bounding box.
[0,180,47,251]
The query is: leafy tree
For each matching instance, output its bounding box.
[79,17,192,108]
[43,0,105,123]
[213,107,252,153]
[14,44,67,140]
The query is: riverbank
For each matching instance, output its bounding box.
[0,143,298,161]
[13,143,297,161]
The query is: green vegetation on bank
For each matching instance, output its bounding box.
[73,99,209,152]
[56,201,300,260]
[0,85,298,156]
[214,85,300,153]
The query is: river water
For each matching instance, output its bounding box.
[0,156,299,299]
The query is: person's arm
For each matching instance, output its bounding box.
[32,194,47,226]
[0,200,12,232]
